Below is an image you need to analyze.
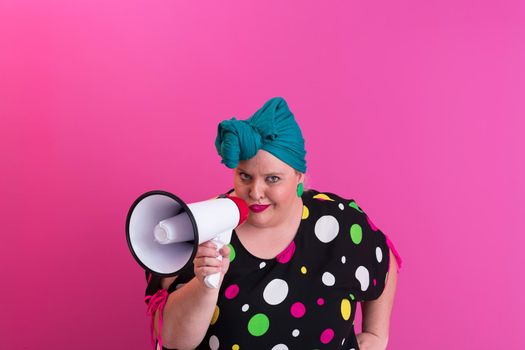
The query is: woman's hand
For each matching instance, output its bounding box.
[356,331,388,350]
[193,241,231,287]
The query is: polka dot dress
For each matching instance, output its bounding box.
[146,190,392,350]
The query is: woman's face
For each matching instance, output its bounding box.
[233,150,304,229]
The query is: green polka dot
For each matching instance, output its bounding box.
[228,244,236,262]
[349,293,355,301]
[247,313,269,336]
[350,224,363,244]
[349,201,363,213]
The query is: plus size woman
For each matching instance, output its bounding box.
[145,97,402,350]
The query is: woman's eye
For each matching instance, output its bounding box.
[239,173,251,180]
[267,176,280,183]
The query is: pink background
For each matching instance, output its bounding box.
[1,1,524,349]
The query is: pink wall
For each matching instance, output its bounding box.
[1,1,524,348]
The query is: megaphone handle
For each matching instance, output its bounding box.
[203,230,232,289]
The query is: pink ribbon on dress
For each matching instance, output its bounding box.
[383,232,403,290]
[145,289,168,350]
[385,233,403,272]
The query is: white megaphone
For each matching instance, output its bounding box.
[126,190,248,289]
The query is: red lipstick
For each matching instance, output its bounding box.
[249,204,270,213]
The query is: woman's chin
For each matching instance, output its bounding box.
[247,212,272,228]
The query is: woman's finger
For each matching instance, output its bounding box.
[195,246,220,258]
[199,241,218,250]
[195,266,221,278]
[219,245,230,257]
[193,256,222,268]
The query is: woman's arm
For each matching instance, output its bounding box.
[358,249,399,350]
[153,242,231,350]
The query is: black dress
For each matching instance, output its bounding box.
[146,189,395,350]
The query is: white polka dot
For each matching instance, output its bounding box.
[322,272,336,286]
[209,335,219,350]
[260,262,266,269]
[292,329,300,337]
[314,215,340,243]
[263,279,289,305]
[242,304,249,312]
[338,203,344,210]
[341,256,346,264]
[271,345,289,350]
[376,247,383,263]
[342,338,345,345]
[355,266,370,291]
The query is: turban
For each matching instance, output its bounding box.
[215,97,307,173]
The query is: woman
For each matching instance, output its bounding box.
[145,97,402,350]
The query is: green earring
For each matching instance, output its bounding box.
[296,182,304,197]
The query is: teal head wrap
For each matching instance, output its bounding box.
[215,97,307,173]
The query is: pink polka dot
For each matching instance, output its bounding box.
[317,298,325,306]
[224,284,239,299]
[290,302,306,318]
[366,216,378,231]
[373,278,377,286]
[320,328,334,344]
[276,241,296,264]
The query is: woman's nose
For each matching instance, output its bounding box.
[249,180,264,201]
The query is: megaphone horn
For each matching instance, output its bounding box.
[126,191,248,288]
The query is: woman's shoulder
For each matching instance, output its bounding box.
[303,189,359,208]
[302,189,372,225]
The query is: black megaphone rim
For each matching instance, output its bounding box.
[125,190,199,277]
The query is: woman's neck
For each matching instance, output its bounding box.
[235,196,303,259]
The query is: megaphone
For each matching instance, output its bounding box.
[126,191,248,289]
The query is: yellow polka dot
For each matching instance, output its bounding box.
[300,266,307,274]
[302,205,310,219]
[341,298,351,321]
[313,193,335,201]
[210,305,220,325]
[232,345,240,350]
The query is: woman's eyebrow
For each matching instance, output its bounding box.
[237,168,284,176]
